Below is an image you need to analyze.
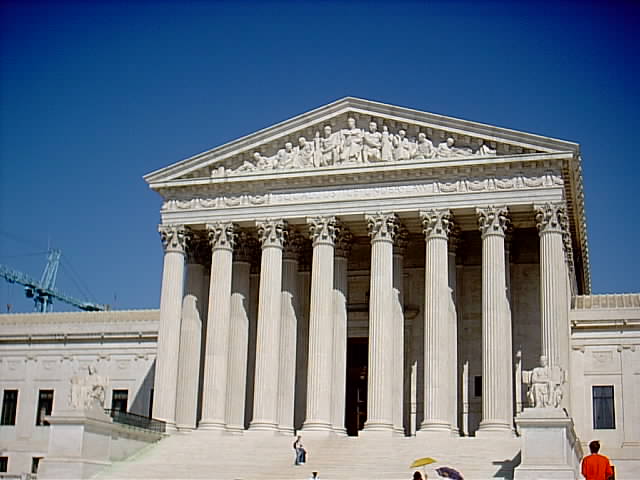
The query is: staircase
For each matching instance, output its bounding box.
[95,431,522,480]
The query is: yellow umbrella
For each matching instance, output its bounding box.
[410,457,437,468]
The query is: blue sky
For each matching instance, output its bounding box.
[1,0,638,312]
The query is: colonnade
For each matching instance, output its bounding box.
[153,202,572,435]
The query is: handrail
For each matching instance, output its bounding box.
[104,408,166,433]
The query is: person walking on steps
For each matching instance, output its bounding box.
[293,435,306,465]
[581,440,614,480]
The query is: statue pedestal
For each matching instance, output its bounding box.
[514,408,583,479]
[37,406,114,479]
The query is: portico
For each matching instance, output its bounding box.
[145,98,587,438]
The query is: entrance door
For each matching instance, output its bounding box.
[345,338,368,436]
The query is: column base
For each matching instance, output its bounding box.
[418,419,452,435]
[476,419,515,438]
[277,425,295,435]
[301,419,333,433]
[332,426,348,436]
[225,424,246,435]
[175,424,195,433]
[362,420,394,435]
[198,420,226,431]
[248,420,279,432]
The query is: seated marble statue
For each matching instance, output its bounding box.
[437,137,473,158]
[69,365,107,410]
[340,117,364,163]
[276,142,296,169]
[523,355,565,408]
[392,129,413,161]
[412,132,435,160]
[318,125,341,166]
[296,137,315,168]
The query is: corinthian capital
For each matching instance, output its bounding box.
[159,224,190,254]
[186,232,210,264]
[233,231,258,263]
[207,222,237,251]
[535,202,568,236]
[476,206,510,238]
[283,230,305,260]
[366,212,398,243]
[256,218,288,249]
[307,216,338,246]
[335,226,354,258]
[420,209,452,240]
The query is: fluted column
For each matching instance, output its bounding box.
[477,206,513,434]
[392,226,408,435]
[225,232,257,433]
[153,224,190,430]
[303,216,338,432]
[200,222,237,430]
[535,203,571,378]
[420,209,453,434]
[250,219,287,431]
[363,212,397,433]
[176,234,208,430]
[448,228,460,435]
[277,231,303,434]
[331,226,352,435]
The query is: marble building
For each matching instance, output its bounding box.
[143,97,598,437]
[1,98,638,478]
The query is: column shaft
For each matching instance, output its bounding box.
[153,225,189,429]
[331,238,350,434]
[392,227,407,435]
[303,216,337,432]
[225,259,251,432]
[364,213,396,432]
[277,240,301,434]
[200,223,236,430]
[175,261,205,430]
[250,219,286,431]
[420,209,452,433]
[477,206,513,434]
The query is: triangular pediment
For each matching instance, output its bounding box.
[144,97,579,186]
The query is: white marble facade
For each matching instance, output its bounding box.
[1,98,639,477]
[146,98,590,437]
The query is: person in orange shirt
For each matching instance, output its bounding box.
[581,440,614,480]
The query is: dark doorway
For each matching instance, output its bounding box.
[345,338,368,436]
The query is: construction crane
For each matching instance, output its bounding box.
[0,249,107,312]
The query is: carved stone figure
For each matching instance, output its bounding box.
[437,137,472,158]
[523,355,565,408]
[413,132,435,160]
[254,151,276,170]
[380,125,393,161]
[363,121,382,162]
[276,142,296,169]
[318,125,340,166]
[69,365,107,410]
[476,139,496,156]
[393,129,413,161]
[296,137,315,168]
[232,155,259,174]
[340,117,363,164]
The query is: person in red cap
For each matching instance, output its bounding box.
[581,440,614,480]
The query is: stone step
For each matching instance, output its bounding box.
[95,431,522,480]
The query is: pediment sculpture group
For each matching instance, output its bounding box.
[225,117,497,176]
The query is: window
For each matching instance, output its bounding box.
[474,376,482,397]
[148,389,154,418]
[1,390,18,425]
[31,457,42,474]
[36,390,54,426]
[593,385,615,429]
[111,390,128,413]
[0,456,7,473]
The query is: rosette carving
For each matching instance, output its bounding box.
[365,212,398,242]
[420,209,453,240]
[307,216,338,246]
[207,222,237,250]
[535,202,568,236]
[476,206,510,238]
[159,224,190,254]
[233,231,258,263]
[256,218,288,248]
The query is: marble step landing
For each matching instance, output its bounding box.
[95,431,522,480]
